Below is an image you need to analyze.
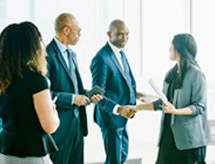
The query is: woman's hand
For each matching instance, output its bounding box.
[162,101,177,114]
[162,101,193,115]
[136,91,147,101]
[136,102,155,111]
[135,104,142,111]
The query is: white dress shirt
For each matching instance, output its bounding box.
[54,37,69,67]
[107,41,126,115]
[108,40,125,70]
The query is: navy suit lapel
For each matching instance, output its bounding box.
[51,40,77,87]
[110,54,124,75]
[106,43,133,88]
[106,44,128,81]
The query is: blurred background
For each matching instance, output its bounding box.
[0,0,214,163]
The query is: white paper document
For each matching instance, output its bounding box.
[148,78,169,107]
[139,94,159,103]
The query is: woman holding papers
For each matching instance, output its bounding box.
[0,22,59,164]
[135,34,207,164]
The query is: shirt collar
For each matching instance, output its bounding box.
[54,37,68,54]
[108,40,122,54]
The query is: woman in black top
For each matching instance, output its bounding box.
[134,34,207,164]
[0,22,60,164]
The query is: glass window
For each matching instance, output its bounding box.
[0,0,214,163]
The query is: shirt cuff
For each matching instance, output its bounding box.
[72,94,74,105]
[113,104,120,115]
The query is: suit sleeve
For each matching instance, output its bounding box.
[153,99,162,111]
[189,72,207,116]
[90,56,117,114]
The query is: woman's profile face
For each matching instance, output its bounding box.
[169,43,179,61]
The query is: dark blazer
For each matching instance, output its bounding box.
[46,39,88,138]
[90,42,136,129]
[153,64,207,150]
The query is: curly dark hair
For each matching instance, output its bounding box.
[0,21,47,94]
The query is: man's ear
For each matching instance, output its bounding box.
[107,32,111,38]
[63,26,70,35]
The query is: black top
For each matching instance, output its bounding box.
[0,69,57,157]
[162,72,178,129]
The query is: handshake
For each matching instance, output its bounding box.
[117,105,138,119]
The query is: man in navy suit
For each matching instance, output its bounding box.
[46,13,102,164]
[90,20,144,164]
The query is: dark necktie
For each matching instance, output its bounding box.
[120,50,136,104]
[66,49,79,117]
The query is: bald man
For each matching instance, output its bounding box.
[46,13,102,164]
[90,20,144,164]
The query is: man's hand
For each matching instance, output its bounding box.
[117,105,137,118]
[91,94,103,104]
[73,94,90,106]
[136,91,147,101]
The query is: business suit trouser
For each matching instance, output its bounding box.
[51,116,84,164]
[101,126,128,164]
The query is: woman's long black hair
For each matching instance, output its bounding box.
[164,33,199,88]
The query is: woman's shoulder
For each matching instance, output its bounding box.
[189,64,205,75]
[23,69,44,78]
[23,70,49,94]
[186,64,206,81]
[22,69,48,86]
